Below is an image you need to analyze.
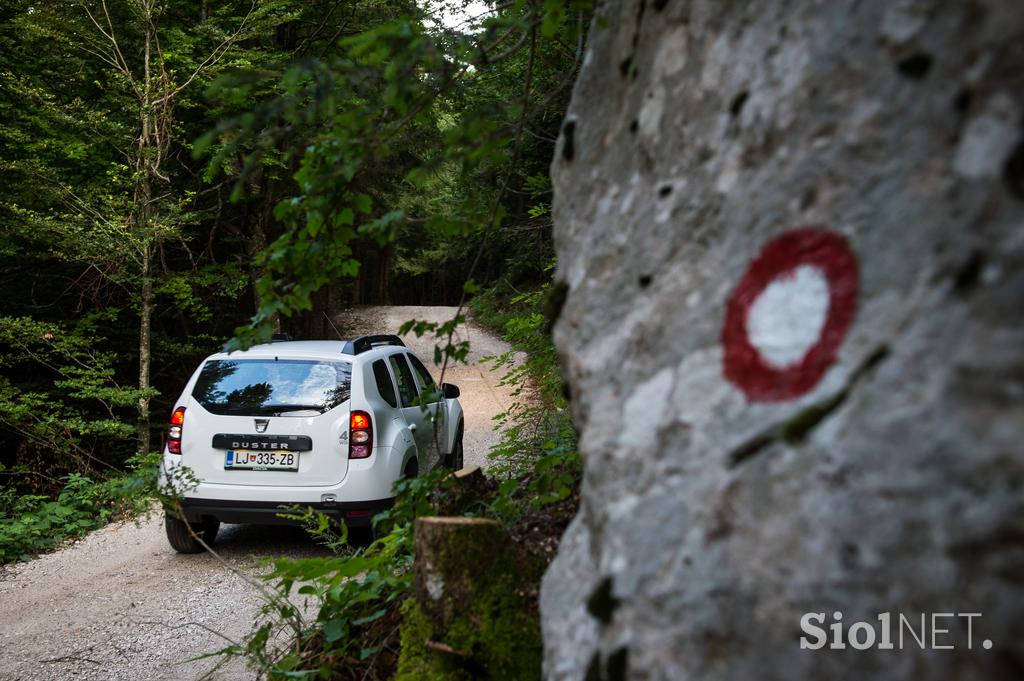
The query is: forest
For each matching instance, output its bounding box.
[0,0,580,524]
[1,0,584,676]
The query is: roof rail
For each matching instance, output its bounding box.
[342,334,405,355]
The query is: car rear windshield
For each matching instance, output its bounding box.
[192,359,352,416]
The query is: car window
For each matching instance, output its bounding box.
[372,359,398,408]
[406,353,438,401]
[387,354,418,408]
[192,359,352,415]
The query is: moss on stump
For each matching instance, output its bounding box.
[396,516,541,680]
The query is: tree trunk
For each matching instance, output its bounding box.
[134,15,156,456]
[80,0,255,455]
[377,243,391,303]
[136,241,153,455]
[246,189,281,333]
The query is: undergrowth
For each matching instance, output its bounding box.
[0,453,158,564]
[472,271,579,513]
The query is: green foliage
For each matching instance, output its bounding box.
[0,453,157,564]
[0,0,292,523]
[275,503,352,553]
[471,270,578,487]
[398,315,472,366]
[0,316,141,466]
[198,0,589,345]
[214,467,457,679]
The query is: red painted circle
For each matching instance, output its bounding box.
[722,228,859,402]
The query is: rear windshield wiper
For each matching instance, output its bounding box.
[255,403,326,415]
[206,403,330,415]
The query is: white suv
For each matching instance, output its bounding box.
[159,334,464,553]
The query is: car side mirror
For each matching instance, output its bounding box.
[442,383,460,399]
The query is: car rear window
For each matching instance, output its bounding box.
[192,359,352,416]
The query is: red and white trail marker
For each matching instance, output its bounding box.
[722,229,859,402]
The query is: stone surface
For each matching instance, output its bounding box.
[541,1,1024,679]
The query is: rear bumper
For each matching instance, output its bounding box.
[178,497,393,527]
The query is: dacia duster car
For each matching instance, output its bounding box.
[159,334,463,553]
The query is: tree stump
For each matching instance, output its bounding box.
[453,464,483,482]
[397,516,541,680]
[432,466,497,517]
[413,516,508,631]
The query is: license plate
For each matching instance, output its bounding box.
[225,450,299,471]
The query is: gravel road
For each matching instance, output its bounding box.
[0,306,520,680]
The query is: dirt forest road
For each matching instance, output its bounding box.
[0,306,521,681]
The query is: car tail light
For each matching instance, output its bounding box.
[167,407,185,455]
[349,410,372,459]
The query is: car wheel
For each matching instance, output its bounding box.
[403,458,419,478]
[448,423,464,470]
[165,512,219,554]
[348,524,375,547]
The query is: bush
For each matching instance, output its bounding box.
[471,276,580,517]
[0,454,157,564]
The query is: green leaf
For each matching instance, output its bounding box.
[352,608,387,626]
[352,194,372,214]
[323,619,346,643]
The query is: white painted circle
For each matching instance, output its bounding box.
[745,264,831,369]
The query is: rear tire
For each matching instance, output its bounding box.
[165,512,219,554]
[448,423,464,470]
[348,525,375,547]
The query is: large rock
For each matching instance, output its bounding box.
[542,1,1024,679]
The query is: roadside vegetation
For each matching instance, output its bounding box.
[0,456,155,563]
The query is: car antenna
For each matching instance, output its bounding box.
[324,312,344,341]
